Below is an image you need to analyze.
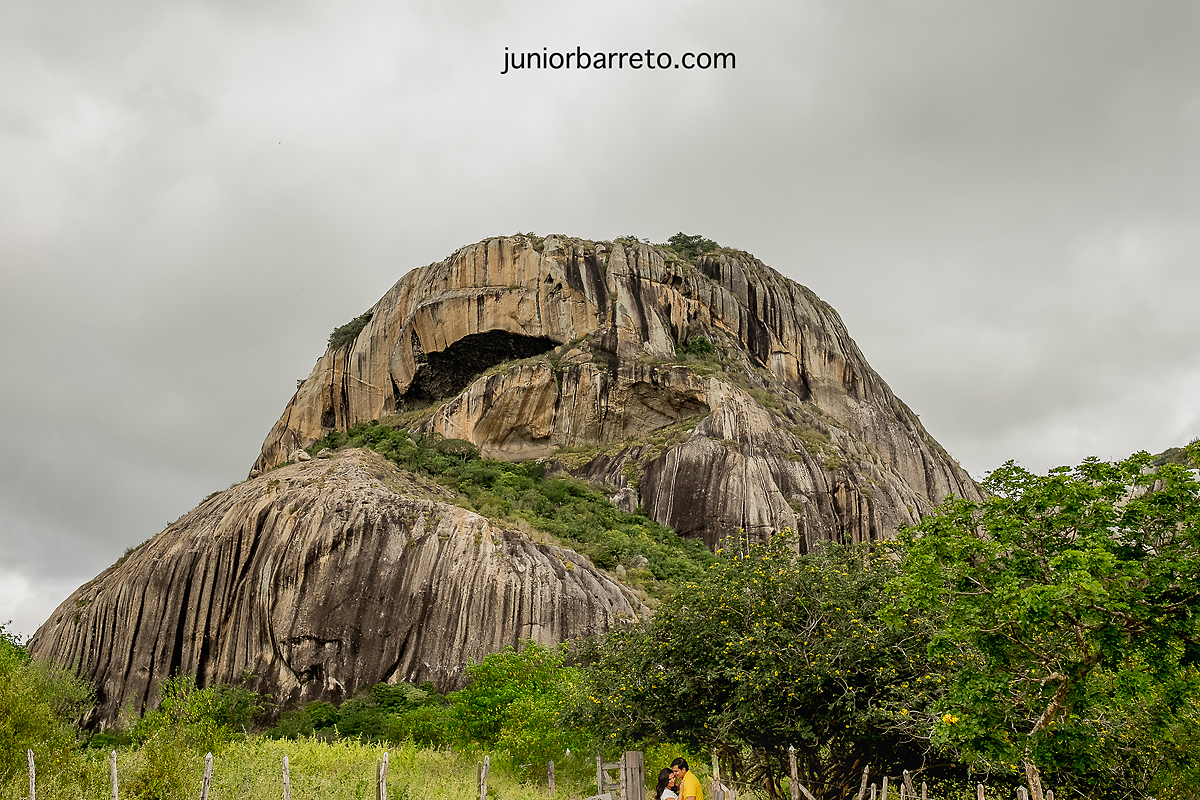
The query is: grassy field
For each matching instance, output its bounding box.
[4,738,611,800]
[3,735,1046,800]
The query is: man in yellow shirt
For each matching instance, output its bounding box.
[670,758,704,800]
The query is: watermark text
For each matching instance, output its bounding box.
[501,47,735,75]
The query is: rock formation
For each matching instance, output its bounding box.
[255,234,979,549]
[32,233,980,726]
[31,450,638,725]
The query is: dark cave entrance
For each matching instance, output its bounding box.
[402,329,557,403]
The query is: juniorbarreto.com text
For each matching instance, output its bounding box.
[501,47,735,74]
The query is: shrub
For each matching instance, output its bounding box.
[266,684,452,747]
[124,727,195,800]
[665,232,718,261]
[683,336,715,357]
[327,311,373,351]
[0,623,92,788]
[451,642,588,777]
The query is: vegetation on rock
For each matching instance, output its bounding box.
[307,421,715,597]
[665,232,719,261]
[326,311,373,351]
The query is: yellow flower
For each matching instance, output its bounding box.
[941,713,959,725]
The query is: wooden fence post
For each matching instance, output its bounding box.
[921,781,927,800]
[27,749,35,800]
[624,751,645,800]
[200,753,213,800]
[870,784,877,800]
[596,755,623,799]
[111,750,119,800]
[479,754,489,800]
[976,784,985,800]
[282,755,290,800]
[1017,787,1029,800]
[548,761,555,798]
[855,765,871,800]
[1046,793,1054,800]
[788,746,801,800]
[783,744,817,800]
[902,771,915,799]
[379,752,388,800]
[881,776,889,800]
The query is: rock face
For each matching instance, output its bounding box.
[30,450,639,726]
[256,234,979,549]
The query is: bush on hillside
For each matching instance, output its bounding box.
[0,624,92,787]
[327,312,373,351]
[665,232,718,261]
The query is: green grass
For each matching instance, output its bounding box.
[0,735,1053,800]
[1,739,600,800]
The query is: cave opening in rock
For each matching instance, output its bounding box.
[403,329,557,403]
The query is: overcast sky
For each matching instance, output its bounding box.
[3,0,1199,639]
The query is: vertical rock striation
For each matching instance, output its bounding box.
[31,450,638,726]
[255,234,979,548]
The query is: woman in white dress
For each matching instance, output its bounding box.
[655,768,679,800]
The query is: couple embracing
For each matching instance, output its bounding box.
[654,758,703,800]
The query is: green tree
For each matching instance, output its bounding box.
[890,445,1200,799]
[577,536,941,799]
[451,641,587,778]
[665,233,718,261]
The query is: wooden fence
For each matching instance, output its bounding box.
[19,748,566,800]
[781,749,1055,800]
[23,748,1054,800]
[587,751,645,800]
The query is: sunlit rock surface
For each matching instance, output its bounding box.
[256,234,979,548]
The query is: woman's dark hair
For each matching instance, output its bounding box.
[654,768,673,800]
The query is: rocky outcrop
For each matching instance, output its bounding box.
[32,233,981,726]
[255,234,979,549]
[30,450,639,726]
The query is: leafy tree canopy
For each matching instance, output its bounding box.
[665,232,718,261]
[576,535,941,799]
[452,641,588,776]
[890,444,1200,799]
[327,311,373,351]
